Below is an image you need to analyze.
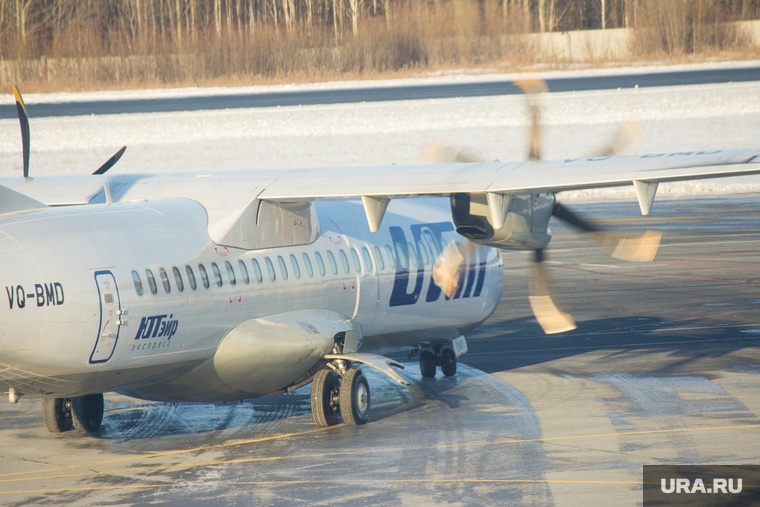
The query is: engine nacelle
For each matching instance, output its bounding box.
[451,192,554,250]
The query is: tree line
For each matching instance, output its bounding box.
[0,0,757,86]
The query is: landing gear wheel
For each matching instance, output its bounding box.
[42,398,72,433]
[419,350,437,378]
[339,368,370,426]
[71,394,104,433]
[440,348,457,377]
[311,369,341,427]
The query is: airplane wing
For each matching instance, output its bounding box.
[3,149,759,203]
[255,150,760,200]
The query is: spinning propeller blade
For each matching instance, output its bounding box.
[515,79,660,333]
[424,79,661,334]
[432,241,477,298]
[529,248,576,334]
[513,79,546,161]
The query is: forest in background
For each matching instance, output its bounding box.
[1,0,760,89]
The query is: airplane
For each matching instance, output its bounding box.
[1,81,759,435]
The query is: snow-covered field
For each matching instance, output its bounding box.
[0,63,759,201]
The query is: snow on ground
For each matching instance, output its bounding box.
[0,75,759,201]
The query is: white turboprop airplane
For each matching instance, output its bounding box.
[1,82,760,435]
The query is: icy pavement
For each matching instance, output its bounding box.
[0,78,759,200]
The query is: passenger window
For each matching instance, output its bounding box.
[211,262,223,287]
[290,254,301,279]
[252,259,264,282]
[172,267,184,292]
[265,257,276,281]
[238,260,250,284]
[198,264,210,289]
[395,243,408,269]
[351,248,362,273]
[362,247,374,272]
[278,256,289,280]
[327,251,338,274]
[146,269,158,294]
[159,268,171,293]
[315,252,326,276]
[185,266,197,290]
[225,261,236,285]
[385,245,396,268]
[373,246,385,270]
[339,250,350,273]
[302,253,313,277]
[408,242,418,267]
[132,271,144,297]
[418,241,430,265]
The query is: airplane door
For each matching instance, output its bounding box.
[90,270,122,364]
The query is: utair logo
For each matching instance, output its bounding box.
[661,477,742,494]
[134,314,178,341]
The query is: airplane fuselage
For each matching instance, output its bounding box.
[0,197,503,402]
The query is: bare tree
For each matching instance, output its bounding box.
[539,0,545,32]
[214,0,221,36]
[347,0,358,35]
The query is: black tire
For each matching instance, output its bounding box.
[339,368,370,426]
[311,369,341,427]
[419,350,437,378]
[440,348,457,377]
[42,398,72,433]
[71,394,104,433]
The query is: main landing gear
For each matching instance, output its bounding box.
[419,345,457,378]
[311,366,371,427]
[42,393,104,434]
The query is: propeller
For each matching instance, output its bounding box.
[432,240,477,298]
[93,146,127,175]
[12,86,30,180]
[12,85,127,179]
[421,143,484,164]
[513,79,546,161]
[589,120,642,158]
[425,79,661,334]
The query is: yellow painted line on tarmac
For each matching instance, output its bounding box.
[0,424,343,479]
[1,424,758,488]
